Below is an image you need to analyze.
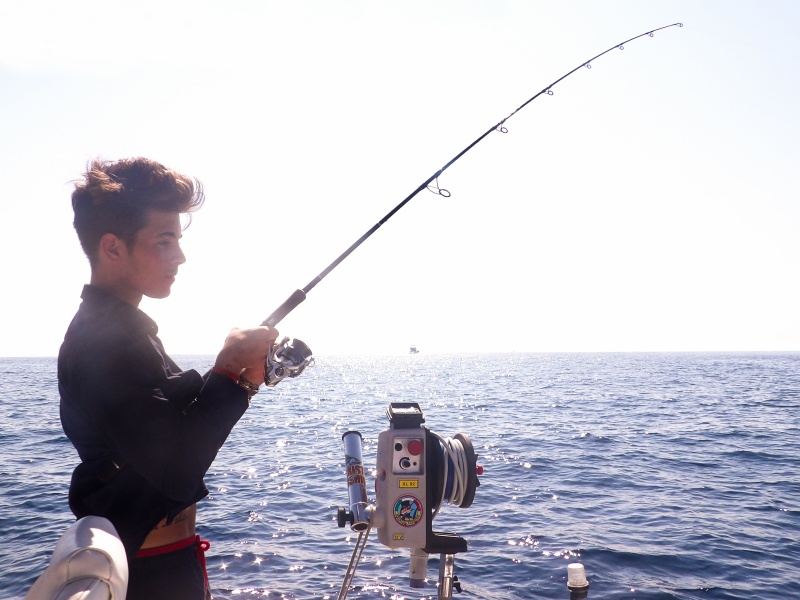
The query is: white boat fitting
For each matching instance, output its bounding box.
[25,516,128,600]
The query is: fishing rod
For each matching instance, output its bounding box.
[262,23,683,382]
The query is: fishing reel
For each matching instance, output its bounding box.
[337,402,482,598]
[265,336,314,387]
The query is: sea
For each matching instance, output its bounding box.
[1,352,799,600]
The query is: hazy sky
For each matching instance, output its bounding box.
[1,1,798,357]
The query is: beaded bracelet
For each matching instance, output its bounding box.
[237,375,260,400]
[212,366,259,401]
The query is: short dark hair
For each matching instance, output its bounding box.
[72,157,205,265]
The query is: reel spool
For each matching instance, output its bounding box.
[430,431,481,513]
[265,336,314,387]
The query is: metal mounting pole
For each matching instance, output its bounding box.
[438,553,456,600]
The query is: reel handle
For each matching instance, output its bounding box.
[262,289,306,327]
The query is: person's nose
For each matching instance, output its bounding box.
[175,244,187,265]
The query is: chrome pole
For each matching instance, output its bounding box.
[438,553,456,600]
[342,431,370,531]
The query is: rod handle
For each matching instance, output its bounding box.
[262,289,306,327]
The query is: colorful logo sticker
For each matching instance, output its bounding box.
[345,455,366,487]
[393,495,423,527]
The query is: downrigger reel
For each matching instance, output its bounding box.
[337,402,482,600]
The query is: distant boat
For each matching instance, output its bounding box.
[409,345,419,354]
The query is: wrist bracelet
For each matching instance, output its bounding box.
[211,365,239,383]
[237,375,260,399]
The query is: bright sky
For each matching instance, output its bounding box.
[1,1,798,357]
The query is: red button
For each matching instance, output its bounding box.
[407,439,423,456]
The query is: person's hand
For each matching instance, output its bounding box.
[214,326,279,385]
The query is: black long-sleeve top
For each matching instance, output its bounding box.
[58,285,250,558]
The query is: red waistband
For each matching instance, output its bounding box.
[135,534,212,592]
[135,534,198,558]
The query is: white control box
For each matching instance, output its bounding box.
[375,428,428,548]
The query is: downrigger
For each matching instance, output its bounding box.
[337,402,482,600]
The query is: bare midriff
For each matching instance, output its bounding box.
[140,503,197,549]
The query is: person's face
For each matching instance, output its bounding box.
[122,209,186,300]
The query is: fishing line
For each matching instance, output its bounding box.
[262,23,683,328]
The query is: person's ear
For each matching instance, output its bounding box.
[98,233,127,263]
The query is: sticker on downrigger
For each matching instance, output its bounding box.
[393,495,423,527]
[345,455,367,504]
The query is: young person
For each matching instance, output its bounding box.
[59,157,278,599]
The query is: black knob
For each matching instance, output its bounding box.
[337,507,352,528]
